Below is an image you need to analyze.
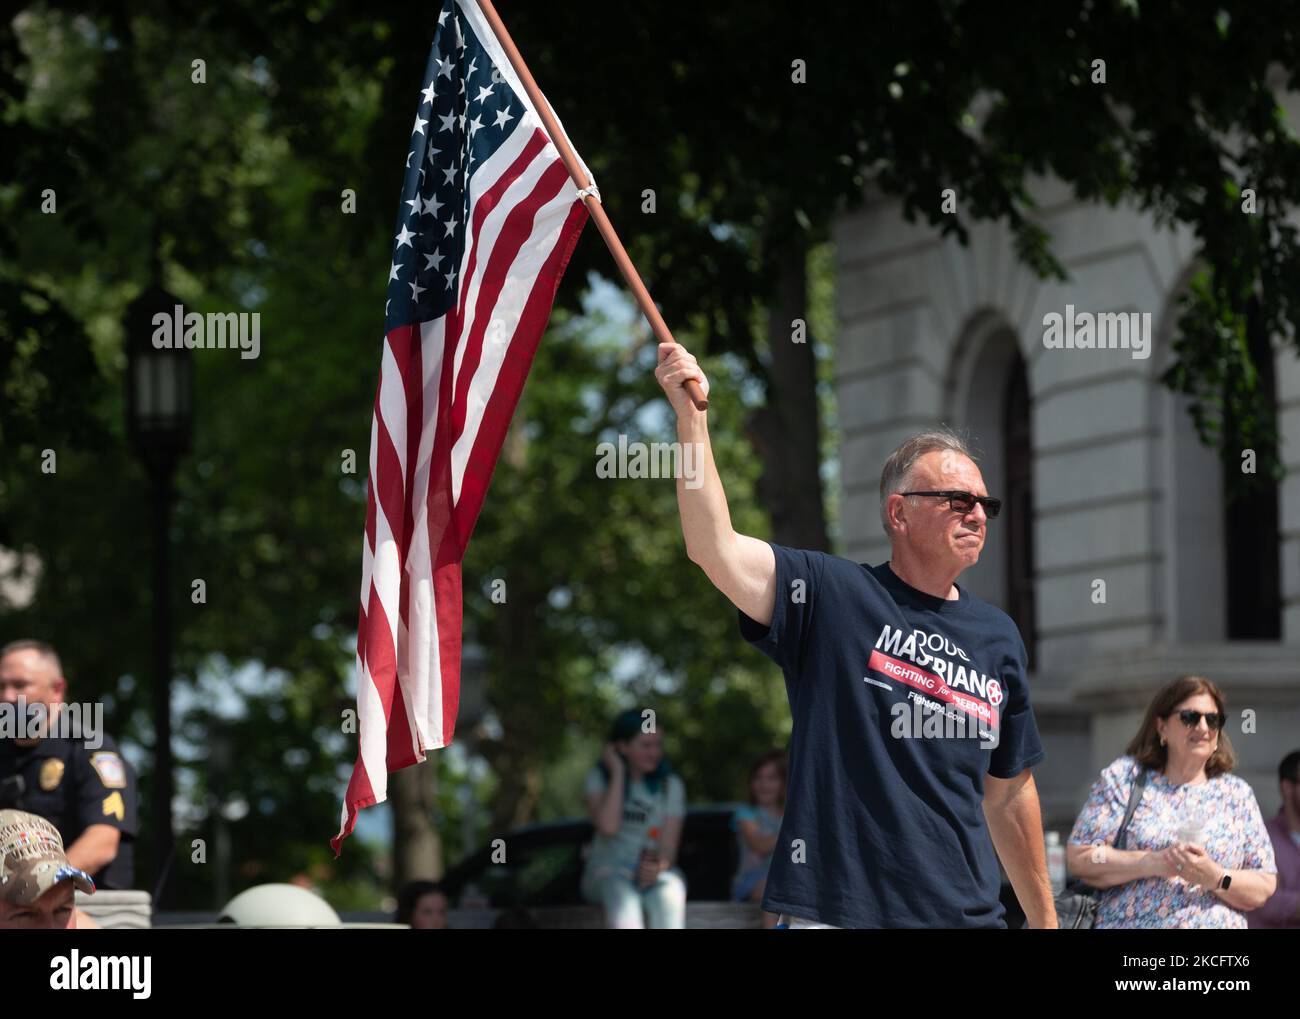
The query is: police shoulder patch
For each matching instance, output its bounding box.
[89,752,127,789]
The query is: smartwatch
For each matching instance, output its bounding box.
[1217,871,1232,891]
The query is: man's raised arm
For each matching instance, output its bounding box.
[655,342,777,625]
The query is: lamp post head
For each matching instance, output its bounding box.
[124,283,192,474]
[458,642,488,731]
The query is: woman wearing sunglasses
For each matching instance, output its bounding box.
[1067,675,1277,927]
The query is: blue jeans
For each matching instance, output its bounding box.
[580,866,687,929]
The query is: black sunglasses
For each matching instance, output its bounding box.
[900,490,1002,519]
[1172,709,1227,731]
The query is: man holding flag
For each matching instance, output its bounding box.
[655,341,1056,928]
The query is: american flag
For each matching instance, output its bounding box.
[334,0,589,852]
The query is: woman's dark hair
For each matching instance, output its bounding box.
[1126,676,1236,779]
[395,880,446,925]
[747,749,788,806]
[1280,750,1300,786]
[596,708,672,795]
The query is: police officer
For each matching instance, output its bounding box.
[0,639,138,889]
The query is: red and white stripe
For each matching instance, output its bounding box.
[334,1,588,851]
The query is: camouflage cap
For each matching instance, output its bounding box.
[0,810,95,906]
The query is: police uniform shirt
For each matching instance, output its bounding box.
[0,733,138,889]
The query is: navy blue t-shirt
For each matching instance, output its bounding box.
[739,544,1045,928]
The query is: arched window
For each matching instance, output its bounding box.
[950,317,1037,666]
[1004,356,1037,668]
[1224,301,1282,639]
[1156,287,1281,642]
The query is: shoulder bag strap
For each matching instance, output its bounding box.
[1113,765,1149,851]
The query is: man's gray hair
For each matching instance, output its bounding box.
[878,428,977,535]
[0,639,63,678]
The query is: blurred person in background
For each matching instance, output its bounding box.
[396,880,450,929]
[580,708,686,929]
[731,749,785,928]
[1247,749,1300,929]
[1068,676,1276,928]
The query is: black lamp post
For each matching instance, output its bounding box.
[124,282,192,898]
[207,723,233,911]
[457,643,487,865]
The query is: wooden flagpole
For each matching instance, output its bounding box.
[475,0,709,411]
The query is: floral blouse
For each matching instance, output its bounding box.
[1070,755,1277,929]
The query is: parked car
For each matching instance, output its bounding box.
[441,803,1028,927]
[440,805,741,909]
